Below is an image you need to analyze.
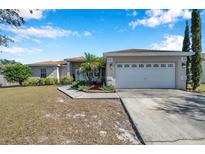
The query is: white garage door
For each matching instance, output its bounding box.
[115,63,175,89]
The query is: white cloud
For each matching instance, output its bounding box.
[126,10,138,17]
[84,31,92,37]
[32,39,42,44]
[132,10,137,17]
[15,58,24,63]
[18,9,45,20]
[0,46,42,55]
[151,35,184,51]
[129,9,191,29]
[114,26,127,33]
[0,24,80,39]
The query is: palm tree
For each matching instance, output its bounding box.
[80,52,104,84]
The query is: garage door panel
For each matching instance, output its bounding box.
[116,63,175,89]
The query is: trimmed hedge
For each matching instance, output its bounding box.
[22,77,58,86]
[60,75,73,85]
[22,77,40,86]
[45,78,58,85]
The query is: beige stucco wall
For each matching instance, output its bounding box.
[31,66,59,78]
[106,56,187,90]
[59,65,67,78]
[66,62,82,76]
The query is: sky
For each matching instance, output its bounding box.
[0,9,204,64]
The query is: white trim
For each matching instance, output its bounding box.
[56,67,60,80]
[104,52,194,58]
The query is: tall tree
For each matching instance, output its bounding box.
[0,9,32,47]
[191,9,202,90]
[182,20,191,88]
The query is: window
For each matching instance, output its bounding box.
[146,64,152,68]
[124,64,130,68]
[168,64,174,67]
[117,64,122,68]
[161,64,166,67]
[41,69,47,78]
[153,64,159,67]
[139,64,144,68]
[131,64,137,68]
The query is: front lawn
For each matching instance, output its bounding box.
[0,86,139,144]
[187,83,205,93]
[198,83,205,93]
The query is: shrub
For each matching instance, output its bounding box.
[60,75,73,85]
[22,77,39,86]
[3,64,31,85]
[45,78,58,85]
[100,84,115,92]
[38,78,46,86]
[77,85,90,92]
[71,80,87,88]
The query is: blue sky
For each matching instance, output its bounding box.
[0,9,204,64]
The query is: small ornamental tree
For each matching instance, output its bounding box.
[3,64,31,85]
[80,52,104,84]
[182,20,191,88]
[191,9,202,90]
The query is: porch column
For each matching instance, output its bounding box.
[56,66,60,80]
[66,62,72,76]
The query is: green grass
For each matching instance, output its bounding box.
[0,86,138,145]
[187,83,205,93]
[198,83,205,92]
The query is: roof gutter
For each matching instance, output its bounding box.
[27,64,61,67]
[103,52,195,58]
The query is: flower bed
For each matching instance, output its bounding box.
[71,80,116,93]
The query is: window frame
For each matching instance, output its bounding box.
[168,64,174,67]
[131,64,137,68]
[40,68,47,78]
[139,64,144,68]
[124,64,130,68]
[160,64,166,68]
[153,64,159,68]
[117,64,123,68]
[146,64,152,68]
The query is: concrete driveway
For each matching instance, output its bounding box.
[118,89,205,144]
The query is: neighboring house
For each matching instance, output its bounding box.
[103,49,194,90]
[202,53,205,83]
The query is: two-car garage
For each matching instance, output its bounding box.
[104,49,194,90]
[115,63,176,89]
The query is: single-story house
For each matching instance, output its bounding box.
[202,53,205,83]
[28,49,195,90]
[28,56,104,83]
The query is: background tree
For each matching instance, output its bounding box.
[0,9,32,48]
[0,59,20,65]
[182,20,191,89]
[2,64,31,85]
[191,9,202,90]
[80,52,104,83]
